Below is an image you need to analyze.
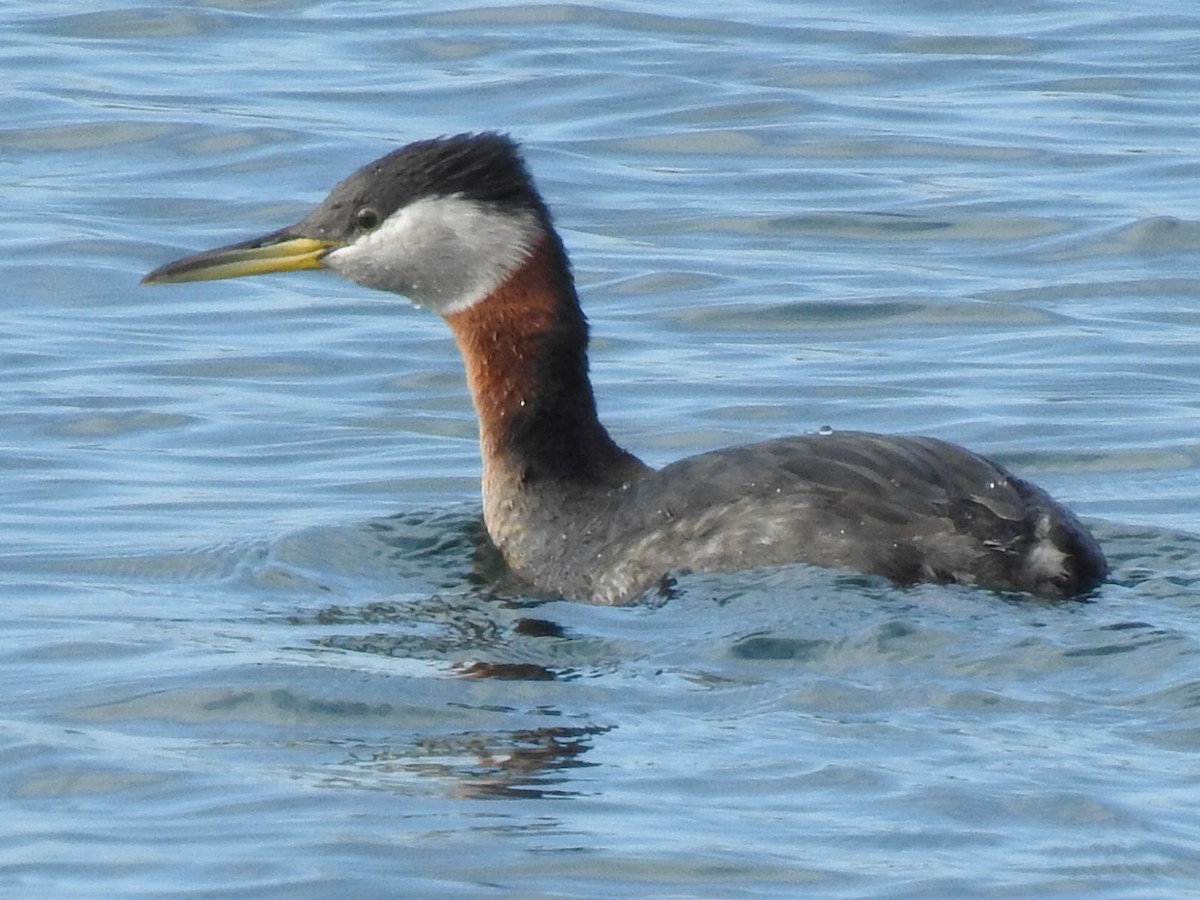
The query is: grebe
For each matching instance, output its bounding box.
[143,133,1106,604]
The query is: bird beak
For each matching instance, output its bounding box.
[141,229,343,285]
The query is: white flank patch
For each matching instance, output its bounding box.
[323,194,544,316]
[1026,513,1068,582]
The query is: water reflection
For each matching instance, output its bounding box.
[457,660,557,681]
[333,724,610,800]
[307,597,578,682]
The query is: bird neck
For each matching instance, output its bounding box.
[444,234,645,495]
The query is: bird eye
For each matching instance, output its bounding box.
[355,206,380,231]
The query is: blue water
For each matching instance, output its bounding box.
[4,1,1200,896]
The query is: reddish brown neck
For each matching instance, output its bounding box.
[444,236,643,489]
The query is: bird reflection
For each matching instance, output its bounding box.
[338,724,610,800]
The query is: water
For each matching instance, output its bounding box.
[3,1,1200,896]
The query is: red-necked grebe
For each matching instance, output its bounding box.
[143,132,1106,604]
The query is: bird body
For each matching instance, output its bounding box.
[144,133,1106,603]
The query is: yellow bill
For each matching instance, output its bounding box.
[142,234,341,285]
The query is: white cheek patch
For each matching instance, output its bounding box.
[323,195,543,316]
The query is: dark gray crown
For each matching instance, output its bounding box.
[292,133,544,243]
